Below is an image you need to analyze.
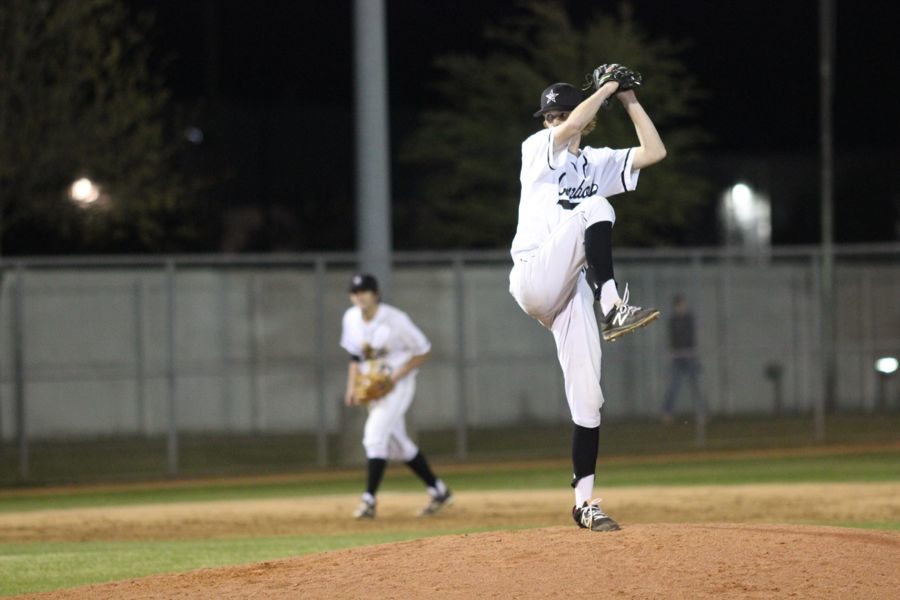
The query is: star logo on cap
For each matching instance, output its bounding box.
[545,90,559,104]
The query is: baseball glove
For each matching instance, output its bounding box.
[354,369,394,404]
[583,63,643,93]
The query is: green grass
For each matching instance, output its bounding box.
[830,521,900,531]
[0,448,898,513]
[2,414,897,486]
[0,529,497,597]
[0,434,331,485]
[0,454,896,596]
[0,430,898,596]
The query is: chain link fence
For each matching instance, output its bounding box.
[1,245,898,483]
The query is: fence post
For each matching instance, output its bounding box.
[790,270,802,413]
[691,252,707,448]
[133,279,147,435]
[810,253,826,443]
[165,260,179,476]
[13,263,27,481]
[0,267,5,444]
[314,258,329,467]
[453,257,468,460]
[716,253,733,415]
[217,271,234,429]
[860,268,874,412]
[643,267,657,416]
[247,276,262,433]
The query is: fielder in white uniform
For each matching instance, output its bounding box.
[341,273,453,519]
[508,73,667,531]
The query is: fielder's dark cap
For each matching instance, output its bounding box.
[349,273,379,293]
[533,82,583,117]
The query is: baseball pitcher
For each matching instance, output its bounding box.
[508,64,667,531]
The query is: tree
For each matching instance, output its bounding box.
[0,0,202,255]
[399,1,711,248]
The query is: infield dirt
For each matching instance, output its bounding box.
[7,483,900,598]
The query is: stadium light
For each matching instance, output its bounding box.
[875,356,898,375]
[721,182,771,252]
[730,183,754,227]
[69,177,100,204]
[874,355,898,412]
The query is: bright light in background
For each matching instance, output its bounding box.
[721,181,771,252]
[69,178,100,204]
[875,356,899,375]
[730,183,754,226]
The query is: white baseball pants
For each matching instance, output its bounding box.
[508,197,616,428]
[362,376,420,461]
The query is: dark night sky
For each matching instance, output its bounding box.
[140,0,900,247]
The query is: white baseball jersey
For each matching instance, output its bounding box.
[341,302,431,460]
[508,126,640,428]
[341,303,431,375]
[510,127,639,259]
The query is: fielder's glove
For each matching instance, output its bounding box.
[354,370,394,404]
[583,63,643,93]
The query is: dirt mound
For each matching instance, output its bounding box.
[8,484,900,598]
[20,523,900,599]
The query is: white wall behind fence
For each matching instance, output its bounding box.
[1,251,898,441]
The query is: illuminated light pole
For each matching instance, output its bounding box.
[874,356,898,412]
[721,182,771,255]
[69,177,100,205]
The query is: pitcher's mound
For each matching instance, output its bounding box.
[31,523,900,599]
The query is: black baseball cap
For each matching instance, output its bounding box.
[349,273,379,293]
[533,82,583,117]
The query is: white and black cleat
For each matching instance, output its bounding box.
[573,499,620,532]
[353,499,376,519]
[418,489,454,516]
[600,283,660,342]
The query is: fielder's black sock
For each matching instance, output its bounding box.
[570,424,600,488]
[365,458,388,497]
[405,451,438,488]
[584,221,615,302]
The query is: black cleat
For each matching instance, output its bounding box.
[600,283,660,342]
[418,489,453,516]
[573,500,620,532]
[353,498,376,519]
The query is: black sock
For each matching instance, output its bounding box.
[584,221,614,302]
[405,451,438,488]
[570,424,599,488]
[365,458,387,497]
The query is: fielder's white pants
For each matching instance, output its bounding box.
[362,375,419,461]
[508,197,616,428]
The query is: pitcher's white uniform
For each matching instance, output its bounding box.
[509,127,639,427]
[340,302,431,460]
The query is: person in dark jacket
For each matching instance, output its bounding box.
[662,294,703,424]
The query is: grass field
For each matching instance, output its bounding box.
[0,532,470,597]
[1,444,898,596]
[1,445,899,512]
[2,413,899,485]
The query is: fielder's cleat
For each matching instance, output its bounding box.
[353,498,376,519]
[418,489,453,516]
[573,499,620,532]
[600,283,660,342]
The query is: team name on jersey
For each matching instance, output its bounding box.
[559,180,599,202]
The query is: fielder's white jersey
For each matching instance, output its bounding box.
[340,303,431,375]
[510,127,640,259]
